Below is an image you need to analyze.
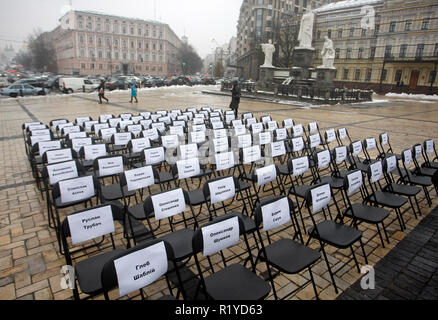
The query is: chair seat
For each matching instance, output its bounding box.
[101,184,136,201]
[262,239,320,274]
[128,203,146,220]
[109,145,126,153]
[356,161,370,173]
[228,212,256,233]
[308,220,362,248]
[81,160,94,168]
[160,228,194,260]
[424,162,438,170]
[188,189,206,206]
[416,167,436,177]
[54,195,95,209]
[405,173,432,187]
[278,164,290,176]
[369,191,408,209]
[237,179,251,191]
[320,176,344,189]
[203,264,270,300]
[157,171,174,184]
[384,183,421,197]
[157,295,177,300]
[75,249,125,294]
[344,203,389,223]
[289,184,311,199]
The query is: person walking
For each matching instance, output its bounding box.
[98,80,109,104]
[229,81,241,119]
[130,82,138,103]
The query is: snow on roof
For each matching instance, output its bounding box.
[70,10,165,25]
[313,0,383,13]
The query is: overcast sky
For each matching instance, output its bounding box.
[0,0,242,58]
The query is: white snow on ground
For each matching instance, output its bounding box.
[385,93,438,101]
[0,85,218,103]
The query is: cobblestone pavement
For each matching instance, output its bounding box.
[0,86,437,300]
[338,204,438,300]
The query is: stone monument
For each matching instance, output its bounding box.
[258,39,277,88]
[292,7,316,80]
[261,39,275,68]
[316,36,337,87]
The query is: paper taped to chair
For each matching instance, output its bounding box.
[215,152,235,171]
[311,184,331,213]
[152,188,186,220]
[59,175,95,204]
[262,197,291,232]
[242,145,261,164]
[275,128,288,141]
[425,140,434,155]
[338,128,347,140]
[84,144,107,161]
[177,158,200,179]
[309,134,321,148]
[125,166,155,192]
[292,137,304,152]
[68,205,115,245]
[292,156,309,177]
[256,165,277,187]
[269,141,286,158]
[347,171,363,196]
[326,129,336,143]
[317,150,331,169]
[47,160,78,185]
[381,133,388,146]
[209,177,235,204]
[30,134,52,146]
[71,138,92,152]
[144,147,165,165]
[370,161,383,183]
[114,241,168,297]
[98,157,124,177]
[38,141,61,156]
[335,146,348,164]
[46,148,73,164]
[385,156,397,174]
[403,150,412,166]
[202,216,240,256]
[131,138,151,154]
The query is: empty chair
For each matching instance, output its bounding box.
[254,195,320,300]
[304,183,367,294]
[412,143,437,178]
[192,215,271,300]
[101,239,180,300]
[60,204,125,300]
[377,132,401,161]
[422,139,438,169]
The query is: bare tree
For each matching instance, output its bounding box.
[273,16,300,68]
[177,43,203,75]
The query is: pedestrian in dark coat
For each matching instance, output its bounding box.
[98,80,109,104]
[229,81,241,118]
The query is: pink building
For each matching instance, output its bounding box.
[48,10,182,77]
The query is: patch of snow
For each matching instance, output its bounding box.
[385,93,438,101]
[314,0,382,13]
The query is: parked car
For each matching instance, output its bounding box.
[106,79,129,91]
[14,78,46,88]
[59,77,100,93]
[144,77,165,88]
[0,77,8,88]
[44,76,62,90]
[0,84,49,97]
[201,77,216,85]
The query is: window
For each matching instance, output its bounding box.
[98,51,102,59]
[346,48,351,59]
[131,53,135,61]
[79,21,83,29]
[355,69,361,80]
[99,64,103,70]
[421,18,430,30]
[394,69,402,82]
[429,70,437,84]
[138,42,142,49]
[115,51,119,59]
[81,63,86,69]
[122,25,126,34]
[116,65,119,71]
[146,42,149,50]
[138,28,142,36]
[114,40,118,47]
[358,47,364,59]
[89,36,93,44]
[415,44,424,59]
[106,24,110,33]
[153,43,156,50]
[335,48,340,59]
[349,27,354,37]
[389,21,396,33]
[80,49,84,58]
[89,49,95,59]
[106,38,111,47]
[366,68,372,81]
[361,28,367,37]
[106,51,111,59]
[317,30,321,39]
[123,40,127,48]
[130,27,134,35]
[114,23,119,33]
[338,29,342,38]
[381,69,387,81]
[434,43,438,57]
[90,63,95,69]
[384,45,392,58]
[327,29,331,38]
[405,20,412,31]
[399,44,407,58]
[79,35,84,43]
[98,38,102,46]
[131,41,134,49]
[374,24,380,36]
[159,44,163,51]
[343,69,349,80]
[138,54,143,62]
[97,23,101,32]
[123,52,127,60]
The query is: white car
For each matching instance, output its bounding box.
[59,77,100,93]
[0,77,8,88]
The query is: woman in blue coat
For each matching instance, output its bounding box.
[130,83,138,103]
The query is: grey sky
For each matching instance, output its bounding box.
[0,0,242,58]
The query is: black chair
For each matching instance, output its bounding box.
[336,127,352,147]
[377,132,401,161]
[422,139,438,169]
[341,170,390,248]
[253,195,321,300]
[60,204,125,300]
[412,143,437,178]
[304,183,367,294]
[192,215,271,300]
[363,160,408,231]
[101,239,180,300]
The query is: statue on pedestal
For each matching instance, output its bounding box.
[320,36,335,69]
[297,7,315,49]
[260,39,275,68]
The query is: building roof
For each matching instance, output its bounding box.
[313,0,383,13]
[61,10,166,26]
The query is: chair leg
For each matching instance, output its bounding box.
[407,197,417,219]
[350,245,360,273]
[320,244,338,294]
[359,238,368,265]
[376,223,385,248]
[382,222,390,244]
[308,266,319,300]
[414,195,422,217]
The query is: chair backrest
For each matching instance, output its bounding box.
[337,128,351,146]
[292,124,304,138]
[43,159,85,186]
[331,145,349,174]
[128,137,151,154]
[304,183,336,223]
[93,155,128,179]
[80,144,108,162]
[342,169,364,198]
[101,239,175,300]
[363,137,378,161]
[120,165,156,194]
[43,148,74,165]
[52,175,98,205]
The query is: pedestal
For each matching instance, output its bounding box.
[292,47,316,68]
[258,66,276,90]
[316,67,336,87]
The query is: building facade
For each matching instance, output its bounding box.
[48,10,182,77]
[313,0,438,94]
[236,0,331,80]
